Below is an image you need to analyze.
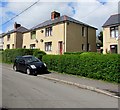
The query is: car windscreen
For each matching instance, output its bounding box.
[24,57,40,63]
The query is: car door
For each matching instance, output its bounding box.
[18,58,26,72]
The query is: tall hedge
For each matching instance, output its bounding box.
[42,54,120,83]
[2,49,46,63]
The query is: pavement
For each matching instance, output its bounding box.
[2,63,120,99]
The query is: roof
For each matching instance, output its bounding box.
[3,26,28,37]
[0,33,5,38]
[103,14,120,27]
[24,15,97,33]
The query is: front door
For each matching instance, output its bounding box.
[58,41,63,55]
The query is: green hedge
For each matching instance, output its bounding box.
[42,54,120,83]
[2,49,46,63]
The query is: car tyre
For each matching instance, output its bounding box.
[26,68,31,75]
[13,65,17,71]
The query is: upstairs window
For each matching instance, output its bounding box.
[45,27,52,36]
[82,27,86,37]
[7,34,10,41]
[110,26,118,38]
[31,31,36,39]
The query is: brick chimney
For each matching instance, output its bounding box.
[51,11,60,20]
[14,22,21,30]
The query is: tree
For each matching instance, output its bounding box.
[98,31,103,47]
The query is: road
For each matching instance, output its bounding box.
[2,64,118,108]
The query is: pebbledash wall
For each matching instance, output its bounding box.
[22,11,97,55]
[103,26,120,54]
[103,14,120,54]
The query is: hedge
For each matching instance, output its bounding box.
[2,49,46,63]
[64,52,102,55]
[42,54,120,83]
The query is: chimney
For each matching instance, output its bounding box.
[14,22,21,30]
[51,11,60,20]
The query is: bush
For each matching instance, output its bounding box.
[64,52,83,55]
[2,49,46,63]
[33,50,46,61]
[42,54,120,83]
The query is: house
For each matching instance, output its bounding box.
[3,22,28,50]
[23,11,97,54]
[102,14,120,54]
[0,33,4,50]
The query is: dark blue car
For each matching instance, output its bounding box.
[13,55,47,76]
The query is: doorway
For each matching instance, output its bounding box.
[58,41,63,55]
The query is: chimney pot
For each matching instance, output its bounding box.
[51,11,60,20]
[14,22,21,30]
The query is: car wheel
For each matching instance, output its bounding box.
[13,65,17,71]
[26,68,31,75]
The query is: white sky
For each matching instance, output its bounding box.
[1,0,120,35]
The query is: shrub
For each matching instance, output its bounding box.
[64,52,83,55]
[33,50,46,61]
[42,54,120,83]
[2,49,46,63]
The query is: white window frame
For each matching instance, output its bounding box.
[110,26,118,38]
[45,27,52,37]
[45,42,52,51]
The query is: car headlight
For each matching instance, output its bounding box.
[44,63,47,67]
[30,65,36,69]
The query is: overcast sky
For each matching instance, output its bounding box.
[0,0,120,35]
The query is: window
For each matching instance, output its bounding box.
[30,44,35,49]
[45,27,52,36]
[110,45,117,53]
[82,27,86,37]
[82,44,85,51]
[45,42,52,51]
[24,46,26,48]
[7,34,10,41]
[31,31,36,39]
[110,26,118,38]
[88,44,91,51]
[7,44,10,49]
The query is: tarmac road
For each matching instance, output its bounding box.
[2,64,118,108]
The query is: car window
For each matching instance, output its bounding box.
[24,57,40,63]
[16,57,24,63]
[14,56,22,63]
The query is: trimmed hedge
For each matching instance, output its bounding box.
[2,49,46,63]
[42,54,120,83]
[33,49,46,61]
[64,52,102,55]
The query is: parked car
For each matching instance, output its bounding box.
[13,55,47,76]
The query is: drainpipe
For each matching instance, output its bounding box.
[63,21,66,54]
[86,26,89,52]
[64,22,66,52]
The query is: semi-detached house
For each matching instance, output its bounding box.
[103,14,120,54]
[23,11,97,55]
[3,23,28,49]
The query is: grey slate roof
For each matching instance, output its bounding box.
[3,26,28,37]
[0,33,5,38]
[24,15,97,33]
[103,14,120,27]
